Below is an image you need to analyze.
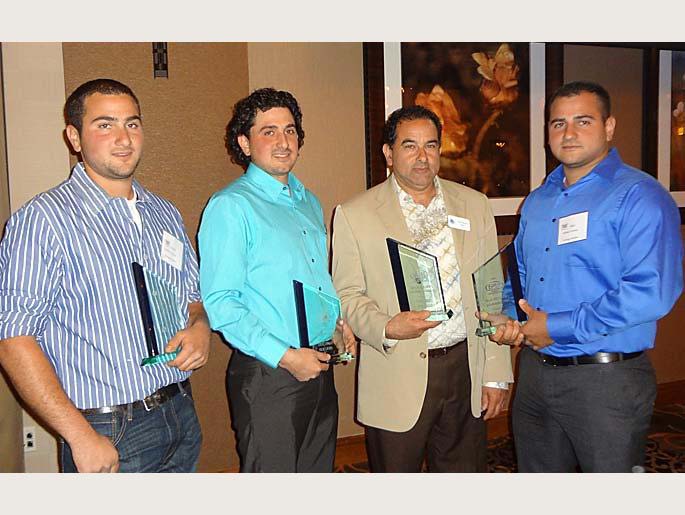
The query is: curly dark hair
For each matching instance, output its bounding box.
[383,105,442,147]
[547,81,611,122]
[225,88,305,168]
[65,78,140,133]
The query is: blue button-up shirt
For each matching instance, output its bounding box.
[0,164,200,408]
[515,149,683,357]
[198,163,337,368]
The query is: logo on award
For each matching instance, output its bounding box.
[485,279,503,293]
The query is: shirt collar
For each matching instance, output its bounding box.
[548,147,622,189]
[245,162,305,201]
[391,173,443,208]
[70,162,150,214]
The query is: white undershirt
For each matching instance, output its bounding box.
[125,191,142,234]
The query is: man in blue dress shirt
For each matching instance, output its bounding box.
[198,88,355,472]
[0,79,211,472]
[487,81,683,472]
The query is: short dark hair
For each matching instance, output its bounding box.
[547,81,611,122]
[65,78,140,133]
[225,88,305,168]
[383,105,443,147]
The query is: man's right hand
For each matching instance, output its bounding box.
[384,310,441,340]
[476,311,525,347]
[278,348,330,382]
[69,431,120,473]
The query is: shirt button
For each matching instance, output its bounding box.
[545,247,550,252]
[539,277,544,282]
[564,193,568,197]
[419,352,427,359]
[318,287,322,291]
[552,218,556,223]
[311,258,315,263]
[303,230,307,234]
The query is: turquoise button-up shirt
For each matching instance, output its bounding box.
[198,163,337,368]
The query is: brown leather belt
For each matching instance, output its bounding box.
[78,379,190,415]
[538,351,643,367]
[428,339,466,358]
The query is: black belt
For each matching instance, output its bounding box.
[428,339,466,358]
[79,379,190,415]
[538,351,643,367]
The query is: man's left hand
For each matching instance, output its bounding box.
[166,303,211,371]
[518,299,553,350]
[481,386,508,421]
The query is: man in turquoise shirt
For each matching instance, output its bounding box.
[198,88,355,472]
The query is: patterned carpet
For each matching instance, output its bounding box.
[337,404,685,473]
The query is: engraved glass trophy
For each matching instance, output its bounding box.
[386,238,453,322]
[132,262,185,366]
[471,242,526,337]
[293,280,354,365]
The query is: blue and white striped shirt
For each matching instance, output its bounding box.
[0,164,200,409]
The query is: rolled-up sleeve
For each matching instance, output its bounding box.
[0,205,63,340]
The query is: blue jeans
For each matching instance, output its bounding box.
[61,383,202,473]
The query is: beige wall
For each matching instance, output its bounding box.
[0,44,25,473]
[1,42,71,473]
[62,42,250,472]
[247,43,368,438]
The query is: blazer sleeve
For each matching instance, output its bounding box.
[478,195,514,384]
[331,204,392,356]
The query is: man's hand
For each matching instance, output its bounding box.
[338,319,357,357]
[519,299,553,350]
[166,303,211,371]
[481,386,508,421]
[385,310,441,340]
[69,431,120,473]
[476,311,524,347]
[279,348,330,382]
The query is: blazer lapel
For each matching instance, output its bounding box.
[440,179,467,260]
[376,177,413,244]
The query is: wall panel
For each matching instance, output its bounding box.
[63,42,249,472]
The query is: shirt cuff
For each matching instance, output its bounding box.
[382,327,399,351]
[483,381,509,390]
[546,310,576,345]
[254,334,292,369]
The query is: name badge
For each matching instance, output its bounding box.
[448,215,471,232]
[161,231,184,271]
[557,212,588,245]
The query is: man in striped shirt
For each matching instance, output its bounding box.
[0,79,210,472]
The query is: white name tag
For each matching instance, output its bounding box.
[557,211,588,245]
[448,215,471,232]
[161,231,184,271]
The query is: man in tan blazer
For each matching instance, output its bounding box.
[332,106,513,472]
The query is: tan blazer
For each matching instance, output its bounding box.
[332,176,513,432]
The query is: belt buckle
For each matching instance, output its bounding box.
[142,391,162,412]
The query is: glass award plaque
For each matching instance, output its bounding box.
[386,238,453,322]
[293,280,354,365]
[132,262,185,366]
[471,242,527,337]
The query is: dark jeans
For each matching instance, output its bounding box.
[227,350,338,472]
[61,382,202,473]
[512,347,656,473]
[366,341,487,473]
